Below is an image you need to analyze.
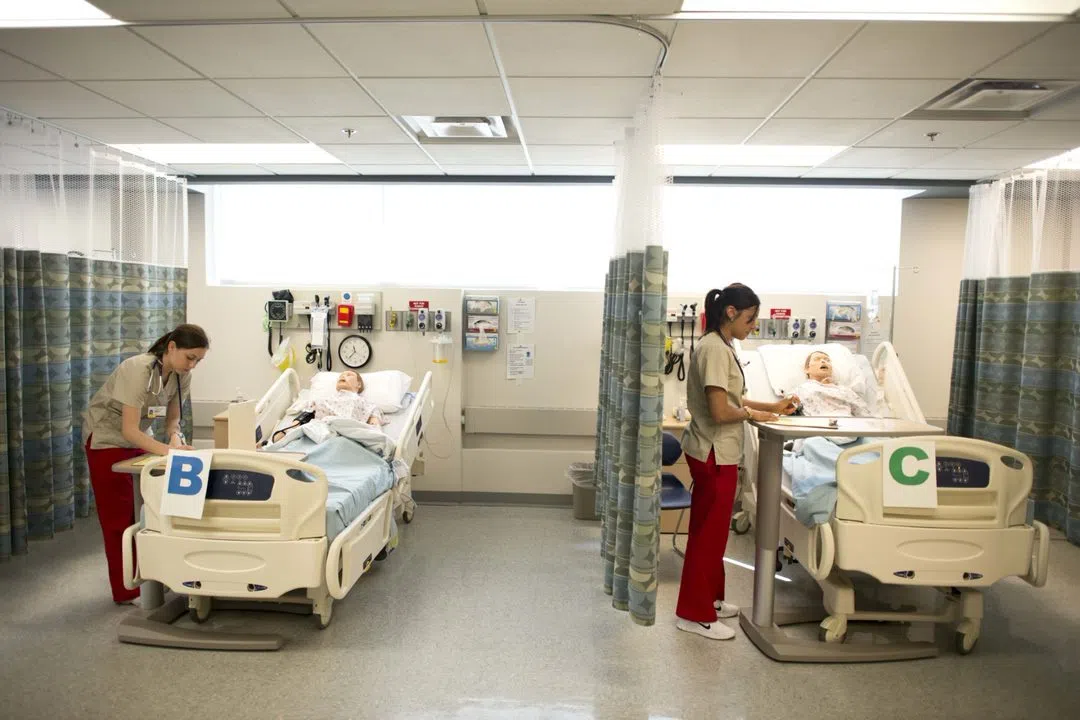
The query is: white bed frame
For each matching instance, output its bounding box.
[738,342,1049,653]
[121,369,434,632]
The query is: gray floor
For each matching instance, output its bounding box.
[1,506,1078,720]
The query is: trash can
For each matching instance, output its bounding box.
[568,462,599,521]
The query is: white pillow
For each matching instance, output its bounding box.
[758,343,857,396]
[308,370,412,413]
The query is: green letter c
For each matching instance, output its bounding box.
[890,447,930,486]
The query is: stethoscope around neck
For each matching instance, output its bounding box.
[147,357,184,424]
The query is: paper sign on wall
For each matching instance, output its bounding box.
[508,297,535,334]
[507,344,535,380]
[882,441,937,509]
[160,450,214,519]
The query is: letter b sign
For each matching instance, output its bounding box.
[882,441,937,509]
[161,450,212,519]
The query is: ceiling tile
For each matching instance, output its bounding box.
[352,164,442,175]
[311,23,497,78]
[969,121,1080,149]
[661,118,762,144]
[0,51,57,81]
[822,147,952,168]
[510,78,651,118]
[321,144,435,164]
[260,164,358,175]
[362,78,509,116]
[218,79,382,116]
[81,80,260,118]
[494,23,662,77]
[425,144,527,165]
[802,167,904,178]
[531,165,615,175]
[819,22,1050,79]
[977,24,1080,80]
[666,165,716,176]
[711,166,811,177]
[776,79,954,119]
[0,28,197,80]
[288,0,479,16]
[92,1,292,21]
[528,145,616,165]
[892,168,992,180]
[443,165,532,175]
[919,148,1066,170]
[518,117,631,145]
[748,118,884,146]
[0,81,140,118]
[135,25,345,79]
[160,117,305,143]
[483,1,681,12]
[664,78,801,118]
[664,21,858,78]
[859,119,1021,148]
[277,117,408,144]
[173,164,273,175]
[1034,89,1080,120]
[48,118,197,143]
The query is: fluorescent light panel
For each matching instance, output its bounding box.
[112,144,344,166]
[663,144,845,167]
[0,0,123,27]
[679,0,1080,20]
[1026,147,1080,169]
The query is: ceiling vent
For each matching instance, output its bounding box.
[907,79,1079,121]
[402,115,517,144]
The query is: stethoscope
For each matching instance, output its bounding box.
[147,358,185,437]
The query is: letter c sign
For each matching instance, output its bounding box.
[882,441,937,509]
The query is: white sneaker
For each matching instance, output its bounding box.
[676,618,736,641]
[714,600,739,618]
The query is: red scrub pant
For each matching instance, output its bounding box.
[675,450,739,623]
[85,437,142,603]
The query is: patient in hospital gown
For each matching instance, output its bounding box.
[794,351,872,418]
[301,370,385,427]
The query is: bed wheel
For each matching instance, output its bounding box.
[188,597,211,624]
[775,546,785,573]
[402,508,414,524]
[955,620,980,655]
[316,601,333,630]
[818,616,848,644]
[731,512,751,535]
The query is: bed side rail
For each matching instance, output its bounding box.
[393,371,434,468]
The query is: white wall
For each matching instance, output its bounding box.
[185,191,968,498]
[893,197,969,425]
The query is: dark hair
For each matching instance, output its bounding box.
[148,323,209,358]
[704,283,761,336]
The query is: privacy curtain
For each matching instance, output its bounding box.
[595,81,668,626]
[948,167,1080,546]
[1,113,188,560]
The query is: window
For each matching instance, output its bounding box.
[203,183,908,293]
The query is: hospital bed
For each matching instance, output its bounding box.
[120,369,433,640]
[738,342,1049,658]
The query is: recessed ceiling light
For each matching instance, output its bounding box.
[1026,147,1080,170]
[112,143,345,166]
[662,144,846,167]
[678,1,1078,21]
[0,0,124,28]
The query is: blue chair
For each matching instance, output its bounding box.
[661,432,693,558]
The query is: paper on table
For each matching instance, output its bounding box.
[130,455,157,467]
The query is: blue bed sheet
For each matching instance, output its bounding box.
[269,435,395,541]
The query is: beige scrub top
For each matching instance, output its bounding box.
[82,353,190,450]
[681,332,746,465]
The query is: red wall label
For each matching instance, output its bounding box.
[409,300,429,310]
[770,308,791,319]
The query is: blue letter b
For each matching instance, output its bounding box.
[168,457,204,496]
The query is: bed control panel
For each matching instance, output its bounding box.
[935,457,990,489]
[206,469,275,501]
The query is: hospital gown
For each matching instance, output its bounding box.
[301,390,385,426]
[795,380,871,418]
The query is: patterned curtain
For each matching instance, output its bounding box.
[947,168,1080,546]
[0,251,187,560]
[948,273,1080,545]
[596,245,668,625]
